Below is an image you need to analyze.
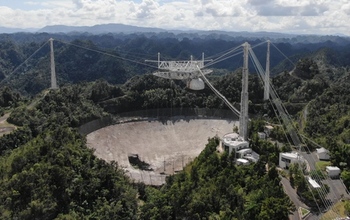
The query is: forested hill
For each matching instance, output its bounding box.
[1,32,350,96]
[1,31,350,218]
[0,79,294,219]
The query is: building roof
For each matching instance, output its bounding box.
[222,132,249,148]
[238,148,252,153]
[280,152,300,159]
[316,147,329,154]
[223,132,240,140]
[265,125,274,130]
[308,177,321,188]
[244,155,258,162]
[237,158,249,164]
[326,166,340,171]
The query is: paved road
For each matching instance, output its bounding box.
[300,151,318,171]
[302,150,350,200]
[280,174,326,220]
[324,178,350,201]
[281,177,310,220]
[301,150,350,218]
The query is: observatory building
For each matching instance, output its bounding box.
[221,132,259,163]
[222,133,249,154]
[279,152,303,169]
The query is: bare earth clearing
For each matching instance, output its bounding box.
[87,118,237,185]
[0,113,16,137]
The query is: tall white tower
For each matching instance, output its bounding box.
[264,40,270,100]
[49,38,58,90]
[239,42,249,141]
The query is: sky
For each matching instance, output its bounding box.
[0,0,349,35]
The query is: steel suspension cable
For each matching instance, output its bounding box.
[0,41,50,86]
[204,45,243,68]
[249,46,341,218]
[196,66,241,117]
[55,39,159,69]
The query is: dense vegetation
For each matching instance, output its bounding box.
[140,137,293,220]
[0,127,138,219]
[0,79,293,219]
[1,32,350,96]
[304,75,350,187]
[1,32,350,218]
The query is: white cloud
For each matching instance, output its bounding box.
[72,0,84,9]
[248,0,329,16]
[130,0,159,19]
[341,3,350,14]
[0,0,349,35]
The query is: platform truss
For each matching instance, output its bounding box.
[147,53,212,80]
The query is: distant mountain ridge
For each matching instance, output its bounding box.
[0,26,38,34]
[1,23,349,45]
[38,24,301,39]
[38,23,166,34]
[36,24,350,44]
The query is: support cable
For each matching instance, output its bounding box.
[55,39,158,69]
[196,66,241,117]
[249,53,293,146]
[249,50,334,217]
[204,45,243,68]
[270,42,296,69]
[0,41,49,86]
[249,46,341,218]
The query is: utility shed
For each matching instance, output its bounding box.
[237,158,250,165]
[308,177,321,188]
[237,148,252,158]
[326,166,341,179]
[258,132,266,139]
[316,147,330,160]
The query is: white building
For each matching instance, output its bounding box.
[316,147,330,160]
[221,133,249,155]
[221,132,259,162]
[279,152,302,169]
[326,166,341,178]
[237,148,252,158]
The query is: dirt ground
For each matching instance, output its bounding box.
[86,118,237,185]
[0,113,16,137]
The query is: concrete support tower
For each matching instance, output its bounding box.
[239,42,249,141]
[49,38,58,90]
[264,40,270,100]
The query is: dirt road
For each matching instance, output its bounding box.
[0,113,16,137]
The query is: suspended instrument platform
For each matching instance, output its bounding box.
[147,53,212,90]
